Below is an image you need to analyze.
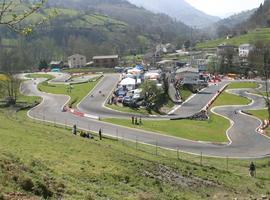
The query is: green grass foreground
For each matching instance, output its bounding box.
[0,109,270,199]
[104,114,229,143]
[38,77,101,107]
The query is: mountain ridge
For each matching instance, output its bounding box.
[127,0,220,28]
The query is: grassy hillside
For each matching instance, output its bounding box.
[196,28,270,49]
[0,108,270,199]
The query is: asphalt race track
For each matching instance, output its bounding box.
[20,73,270,158]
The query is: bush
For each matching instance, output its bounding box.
[19,177,34,191]
[34,181,53,199]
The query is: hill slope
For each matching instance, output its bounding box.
[0,0,191,70]
[243,0,270,29]
[127,0,220,28]
[0,108,270,199]
[196,28,270,49]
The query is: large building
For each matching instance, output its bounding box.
[68,54,87,68]
[93,55,119,68]
[217,43,237,55]
[175,67,200,84]
[239,44,254,58]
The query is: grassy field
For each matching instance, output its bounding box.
[107,104,160,115]
[64,67,115,74]
[212,92,251,107]
[104,114,229,143]
[25,74,55,80]
[227,82,258,89]
[196,28,270,49]
[38,77,101,107]
[212,82,258,107]
[0,108,270,199]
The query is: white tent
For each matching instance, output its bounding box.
[127,68,142,75]
[120,77,136,90]
[144,72,161,80]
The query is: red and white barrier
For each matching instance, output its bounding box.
[64,106,100,120]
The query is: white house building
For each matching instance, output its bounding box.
[239,44,254,58]
[68,54,87,68]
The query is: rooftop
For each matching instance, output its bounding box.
[93,55,119,60]
[176,67,199,74]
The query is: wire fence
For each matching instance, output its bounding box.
[26,112,262,178]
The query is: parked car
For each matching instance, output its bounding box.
[123,96,132,106]
[117,95,124,103]
[116,89,126,97]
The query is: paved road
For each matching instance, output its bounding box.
[20,74,270,158]
[77,74,227,119]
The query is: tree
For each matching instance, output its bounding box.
[248,41,270,119]
[38,59,49,71]
[0,0,47,105]
[141,80,164,112]
[0,0,48,34]
[218,48,235,74]
[0,73,21,105]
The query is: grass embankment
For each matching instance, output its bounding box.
[248,109,270,136]
[38,77,101,107]
[0,109,270,199]
[105,82,257,143]
[196,28,270,49]
[180,88,193,101]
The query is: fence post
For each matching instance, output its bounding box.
[136,137,138,150]
[226,156,229,171]
[177,147,180,160]
[155,140,158,156]
[65,120,67,129]
[200,152,202,166]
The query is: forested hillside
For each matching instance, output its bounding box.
[216,0,270,38]
[0,0,191,71]
[243,0,270,30]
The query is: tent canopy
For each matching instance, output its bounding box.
[135,65,144,70]
[120,77,136,86]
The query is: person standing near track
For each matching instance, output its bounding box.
[249,162,256,177]
[99,128,102,140]
[72,124,77,135]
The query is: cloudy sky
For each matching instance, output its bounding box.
[185,0,265,17]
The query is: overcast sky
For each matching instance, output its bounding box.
[185,0,265,17]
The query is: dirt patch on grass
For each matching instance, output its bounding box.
[142,164,219,189]
[2,192,39,200]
